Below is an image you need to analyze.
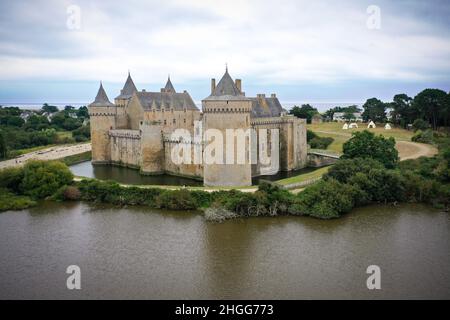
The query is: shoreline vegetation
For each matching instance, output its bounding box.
[1,129,449,221]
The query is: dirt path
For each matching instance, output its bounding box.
[0,143,91,170]
[396,141,438,160]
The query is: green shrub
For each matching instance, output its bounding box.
[324,157,384,183]
[411,129,434,144]
[20,160,73,199]
[155,189,198,210]
[0,188,36,212]
[292,179,359,219]
[307,130,318,142]
[412,119,430,132]
[0,166,24,193]
[309,136,334,149]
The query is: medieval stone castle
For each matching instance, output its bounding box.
[88,68,307,186]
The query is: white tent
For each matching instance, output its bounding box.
[349,123,358,128]
[384,123,392,130]
[342,123,349,130]
[367,121,376,128]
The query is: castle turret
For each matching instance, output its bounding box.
[88,82,116,164]
[161,76,176,93]
[202,67,253,187]
[115,71,137,107]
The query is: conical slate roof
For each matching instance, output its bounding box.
[164,76,176,93]
[89,82,114,107]
[115,72,138,99]
[204,67,248,101]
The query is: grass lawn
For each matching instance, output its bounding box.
[307,122,414,154]
[276,166,330,185]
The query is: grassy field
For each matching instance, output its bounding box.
[276,166,330,186]
[307,122,415,154]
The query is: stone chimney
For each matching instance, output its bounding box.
[271,93,276,98]
[211,78,216,94]
[257,93,266,98]
[235,79,242,92]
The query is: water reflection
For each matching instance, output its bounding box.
[70,161,317,186]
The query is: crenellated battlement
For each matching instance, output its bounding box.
[109,129,141,139]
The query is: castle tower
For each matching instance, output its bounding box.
[202,67,253,187]
[88,82,116,164]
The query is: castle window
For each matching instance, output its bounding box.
[184,119,186,124]
[164,120,167,125]
[171,108,174,113]
[173,119,176,124]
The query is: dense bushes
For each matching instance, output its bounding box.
[292,179,358,218]
[0,188,36,211]
[72,124,90,142]
[307,130,334,149]
[20,161,73,198]
[0,160,74,212]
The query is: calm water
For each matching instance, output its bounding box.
[0,202,449,299]
[70,161,317,186]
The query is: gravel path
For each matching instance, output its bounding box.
[0,143,91,169]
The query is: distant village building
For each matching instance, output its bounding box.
[20,110,35,122]
[88,69,308,187]
[333,112,363,122]
[311,114,323,124]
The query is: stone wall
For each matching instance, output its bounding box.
[163,139,203,180]
[109,129,141,168]
[140,122,164,174]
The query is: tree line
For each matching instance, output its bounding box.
[288,88,450,129]
[0,104,90,159]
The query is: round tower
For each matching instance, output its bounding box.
[88,82,117,164]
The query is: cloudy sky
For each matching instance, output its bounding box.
[0,0,449,106]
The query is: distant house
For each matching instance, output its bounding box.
[333,112,363,122]
[20,110,34,122]
[311,114,323,124]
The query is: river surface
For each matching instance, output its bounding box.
[70,161,317,186]
[0,202,449,299]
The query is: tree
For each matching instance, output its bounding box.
[289,104,319,124]
[413,89,448,129]
[42,103,58,114]
[362,98,387,123]
[24,115,50,131]
[6,116,25,127]
[76,106,89,119]
[64,105,75,112]
[343,110,355,121]
[390,94,413,126]
[0,130,7,159]
[342,130,399,168]
[62,117,82,131]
